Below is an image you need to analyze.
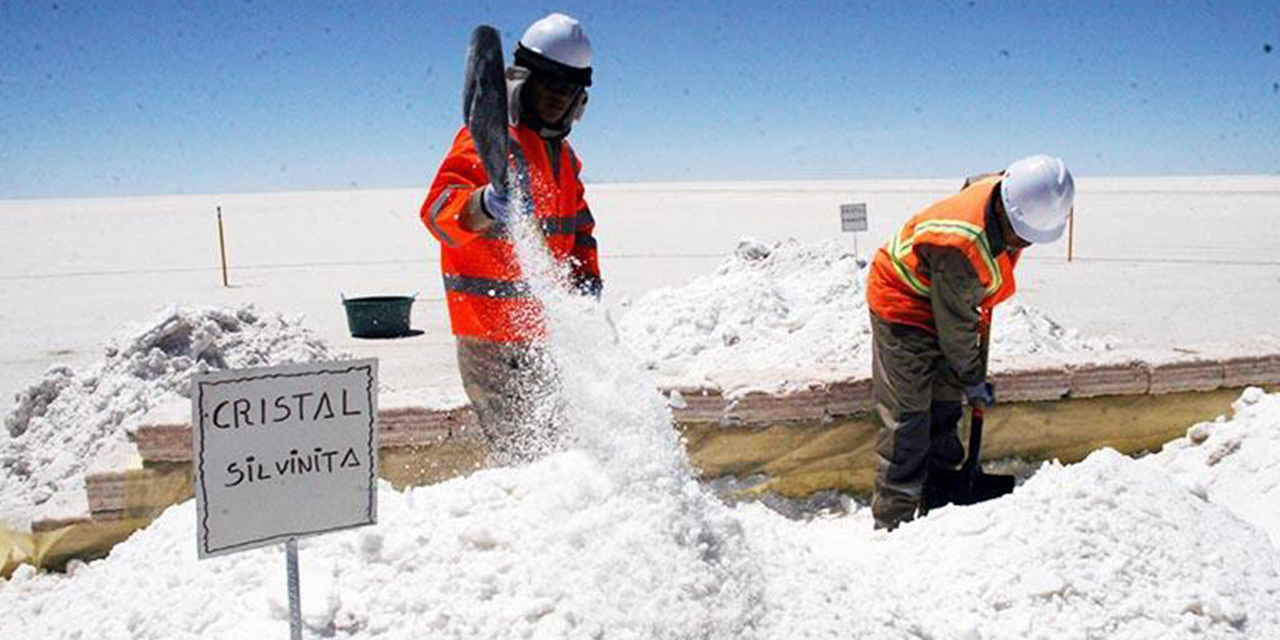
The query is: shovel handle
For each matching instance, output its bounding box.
[966,403,986,464]
[962,405,986,492]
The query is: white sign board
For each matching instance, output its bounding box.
[193,359,379,558]
[840,203,868,232]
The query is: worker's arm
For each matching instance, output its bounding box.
[566,145,602,298]
[920,245,989,387]
[420,127,496,247]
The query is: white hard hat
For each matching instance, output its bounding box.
[1001,155,1074,244]
[515,13,593,86]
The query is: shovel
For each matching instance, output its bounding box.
[923,404,1016,509]
[462,25,511,197]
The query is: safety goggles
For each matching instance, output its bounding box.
[530,74,585,99]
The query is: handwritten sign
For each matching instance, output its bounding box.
[193,359,379,558]
[840,203,868,232]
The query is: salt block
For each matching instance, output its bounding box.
[824,378,873,417]
[84,440,146,515]
[990,366,1070,402]
[1222,354,1280,388]
[378,406,474,448]
[132,399,195,462]
[125,397,189,436]
[1150,359,1225,395]
[666,386,726,423]
[134,424,194,462]
[722,387,827,425]
[1069,361,1150,398]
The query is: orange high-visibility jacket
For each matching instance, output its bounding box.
[866,178,1019,333]
[420,125,600,342]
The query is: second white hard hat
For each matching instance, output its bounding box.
[1001,155,1074,244]
[515,13,593,86]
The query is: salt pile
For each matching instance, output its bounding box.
[1,453,763,639]
[617,238,870,389]
[3,444,1277,638]
[617,237,1118,391]
[745,448,1280,639]
[1144,387,1280,546]
[0,306,336,526]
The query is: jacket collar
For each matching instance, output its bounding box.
[985,182,1008,257]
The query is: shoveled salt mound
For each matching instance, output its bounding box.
[617,238,872,386]
[617,237,1118,391]
[0,306,335,527]
[1145,387,1280,547]
[3,449,1277,639]
[744,448,1280,639]
[0,451,763,639]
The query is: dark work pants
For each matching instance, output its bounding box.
[869,313,968,530]
[455,336,562,465]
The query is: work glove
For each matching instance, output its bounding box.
[572,273,603,300]
[965,381,995,409]
[481,184,510,223]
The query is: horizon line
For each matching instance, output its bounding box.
[3,171,1280,203]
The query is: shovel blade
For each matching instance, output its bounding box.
[966,471,1016,505]
[924,467,1016,509]
[463,25,509,193]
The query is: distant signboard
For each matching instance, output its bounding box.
[840,203,868,232]
[192,359,379,558]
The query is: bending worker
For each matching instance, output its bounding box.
[420,13,601,462]
[864,155,1075,530]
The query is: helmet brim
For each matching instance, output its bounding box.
[514,44,592,87]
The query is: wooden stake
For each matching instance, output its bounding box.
[217,206,229,287]
[1067,208,1074,263]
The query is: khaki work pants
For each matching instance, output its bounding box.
[455,336,563,464]
[869,313,973,530]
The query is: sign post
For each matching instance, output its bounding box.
[1067,208,1075,263]
[192,359,379,639]
[217,206,230,288]
[287,538,302,640]
[840,202,869,260]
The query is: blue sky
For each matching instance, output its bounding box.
[2,0,1277,198]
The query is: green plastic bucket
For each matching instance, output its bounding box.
[341,295,415,339]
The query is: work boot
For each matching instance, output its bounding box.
[872,484,921,531]
[872,499,918,531]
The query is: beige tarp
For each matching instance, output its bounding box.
[2,516,164,577]
[682,387,1259,499]
[1,526,35,578]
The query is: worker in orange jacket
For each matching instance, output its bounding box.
[865,155,1075,530]
[420,13,599,462]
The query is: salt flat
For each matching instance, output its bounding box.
[2,176,1279,416]
[4,179,1280,639]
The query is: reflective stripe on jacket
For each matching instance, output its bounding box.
[866,178,1018,334]
[420,125,600,342]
